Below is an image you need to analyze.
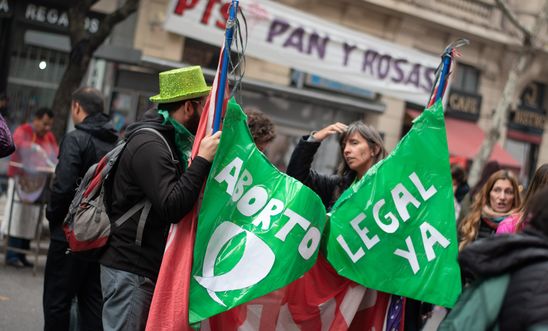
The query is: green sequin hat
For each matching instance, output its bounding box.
[150,66,211,103]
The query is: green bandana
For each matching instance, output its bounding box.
[158,110,194,170]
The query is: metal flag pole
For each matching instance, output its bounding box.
[213,0,240,132]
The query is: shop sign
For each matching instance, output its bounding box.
[508,82,546,135]
[446,89,481,121]
[292,70,376,99]
[0,0,13,18]
[17,2,102,34]
[508,106,546,135]
[164,0,439,105]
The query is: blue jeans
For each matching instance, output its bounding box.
[5,236,30,262]
[100,265,155,331]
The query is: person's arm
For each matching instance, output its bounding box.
[0,114,14,157]
[46,134,84,225]
[131,132,220,223]
[287,123,346,204]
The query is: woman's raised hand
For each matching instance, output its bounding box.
[312,122,348,141]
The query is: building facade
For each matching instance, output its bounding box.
[2,0,547,182]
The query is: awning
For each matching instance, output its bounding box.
[407,110,521,169]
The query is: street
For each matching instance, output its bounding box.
[0,252,45,331]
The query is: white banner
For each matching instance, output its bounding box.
[165,0,440,105]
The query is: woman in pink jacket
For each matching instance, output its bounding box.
[496,163,548,234]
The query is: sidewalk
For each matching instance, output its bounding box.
[0,253,45,330]
[0,194,47,331]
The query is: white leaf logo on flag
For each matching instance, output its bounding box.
[194,221,275,306]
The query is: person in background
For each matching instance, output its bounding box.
[457,161,501,225]
[451,165,468,220]
[244,107,276,153]
[0,93,14,157]
[0,92,9,117]
[451,164,469,203]
[441,187,548,330]
[44,87,118,331]
[497,163,548,234]
[458,170,521,251]
[2,107,58,268]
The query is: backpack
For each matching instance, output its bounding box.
[438,274,510,331]
[63,127,176,259]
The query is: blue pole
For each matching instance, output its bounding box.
[435,50,452,102]
[213,0,239,132]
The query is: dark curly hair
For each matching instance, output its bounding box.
[245,107,276,146]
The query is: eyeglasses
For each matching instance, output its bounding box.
[191,98,206,109]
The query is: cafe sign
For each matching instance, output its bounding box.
[446,89,482,121]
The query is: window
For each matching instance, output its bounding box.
[520,82,545,109]
[452,63,480,93]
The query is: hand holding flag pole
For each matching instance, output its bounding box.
[213,0,240,133]
[427,38,469,107]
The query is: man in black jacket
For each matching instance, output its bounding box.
[44,87,118,331]
[99,66,220,330]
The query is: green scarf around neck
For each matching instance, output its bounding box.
[158,109,194,170]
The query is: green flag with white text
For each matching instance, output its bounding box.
[327,101,461,307]
[189,99,327,323]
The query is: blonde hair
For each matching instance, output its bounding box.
[458,170,521,250]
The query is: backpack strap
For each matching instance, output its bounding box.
[113,200,147,228]
[133,127,176,163]
[113,127,175,247]
[135,201,151,246]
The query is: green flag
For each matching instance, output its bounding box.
[189,99,327,323]
[326,101,461,307]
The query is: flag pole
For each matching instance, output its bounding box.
[427,38,469,107]
[213,0,239,133]
[435,49,452,102]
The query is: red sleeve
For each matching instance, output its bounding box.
[12,125,33,151]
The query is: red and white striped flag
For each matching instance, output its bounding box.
[202,255,404,331]
[146,44,230,331]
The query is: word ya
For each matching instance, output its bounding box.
[337,172,450,274]
[214,157,321,260]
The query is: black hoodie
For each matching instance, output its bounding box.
[47,112,118,241]
[459,229,548,330]
[99,109,211,280]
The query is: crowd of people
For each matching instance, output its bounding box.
[0,65,547,330]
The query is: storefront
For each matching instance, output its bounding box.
[505,82,546,183]
[138,55,384,172]
[0,0,107,125]
[402,62,521,173]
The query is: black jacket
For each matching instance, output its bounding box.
[286,137,352,209]
[459,229,548,331]
[46,113,118,241]
[99,109,211,280]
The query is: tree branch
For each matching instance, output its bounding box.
[495,0,533,42]
[88,0,140,51]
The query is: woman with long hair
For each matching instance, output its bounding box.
[458,170,521,250]
[287,121,386,208]
[286,121,428,329]
[441,187,548,330]
[496,163,548,234]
